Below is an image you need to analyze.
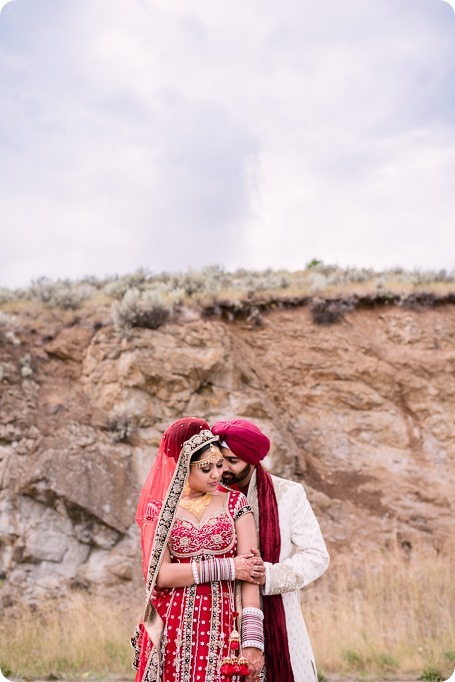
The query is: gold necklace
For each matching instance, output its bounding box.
[179,492,213,522]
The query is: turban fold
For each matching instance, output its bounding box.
[211,419,270,465]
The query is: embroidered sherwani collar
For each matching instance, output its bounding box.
[246,468,260,538]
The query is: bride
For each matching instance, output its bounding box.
[132,417,265,682]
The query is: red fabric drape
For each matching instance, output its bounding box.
[211,419,295,682]
[255,464,295,682]
[135,417,210,580]
[133,417,211,682]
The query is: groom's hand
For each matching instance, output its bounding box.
[250,548,266,586]
[234,553,265,584]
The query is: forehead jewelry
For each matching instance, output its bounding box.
[190,443,224,469]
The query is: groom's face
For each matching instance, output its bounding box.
[220,447,252,486]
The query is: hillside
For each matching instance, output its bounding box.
[0,275,454,604]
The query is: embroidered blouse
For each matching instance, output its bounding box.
[169,490,252,560]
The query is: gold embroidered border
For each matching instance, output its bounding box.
[180,585,197,680]
[206,581,221,682]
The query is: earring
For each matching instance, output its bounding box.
[183,482,191,497]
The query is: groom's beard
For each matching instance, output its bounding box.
[221,463,251,486]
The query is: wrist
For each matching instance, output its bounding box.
[241,607,264,652]
[242,640,264,652]
[262,561,272,595]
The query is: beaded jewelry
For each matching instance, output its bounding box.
[190,442,223,469]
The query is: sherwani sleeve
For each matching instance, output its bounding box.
[262,484,330,596]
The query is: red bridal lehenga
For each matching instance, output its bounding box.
[144,490,251,682]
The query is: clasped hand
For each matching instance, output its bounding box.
[242,646,264,682]
[234,548,265,585]
[152,548,266,601]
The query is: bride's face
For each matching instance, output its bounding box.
[187,452,224,493]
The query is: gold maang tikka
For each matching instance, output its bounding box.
[190,443,223,469]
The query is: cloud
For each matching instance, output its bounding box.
[1,0,455,286]
[0,1,13,14]
[441,0,455,12]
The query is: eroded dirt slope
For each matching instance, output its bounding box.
[1,304,454,602]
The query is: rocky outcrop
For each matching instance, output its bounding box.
[0,305,454,603]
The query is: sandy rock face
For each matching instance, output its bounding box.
[0,306,454,603]
[20,426,136,532]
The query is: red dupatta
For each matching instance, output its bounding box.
[132,418,219,682]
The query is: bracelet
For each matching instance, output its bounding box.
[198,557,235,583]
[242,607,264,618]
[242,639,265,653]
[229,557,236,581]
[242,607,264,652]
[191,560,200,585]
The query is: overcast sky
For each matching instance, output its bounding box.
[1,0,455,287]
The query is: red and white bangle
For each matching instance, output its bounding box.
[241,607,264,652]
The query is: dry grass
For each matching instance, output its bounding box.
[0,552,454,680]
[305,552,455,679]
[2,265,455,333]
[0,592,137,680]
[2,264,455,313]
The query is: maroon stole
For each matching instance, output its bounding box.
[226,470,295,681]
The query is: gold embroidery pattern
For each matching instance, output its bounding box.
[246,470,260,540]
[269,563,298,595]
[169,513,235,557]
[169,496,237,558]
[143,646,158,682]
[180,430,220,459]
[136,437,193,682]
[130,625,143,671]
[144,446,191,600]
[270,474,287,504]
[233,505,252,522]
[206,581,221,682]
[180,585,197,680]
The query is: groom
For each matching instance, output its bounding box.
[211,419,330,682]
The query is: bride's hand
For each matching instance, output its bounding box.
[242,647,264,681]
[234,553,265,584]
[151,586,168,602]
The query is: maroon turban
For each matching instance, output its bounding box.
[211,419,270,465]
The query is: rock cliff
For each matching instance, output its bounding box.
[1,303,454,603]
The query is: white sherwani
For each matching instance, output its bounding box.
[246,470,330,682]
